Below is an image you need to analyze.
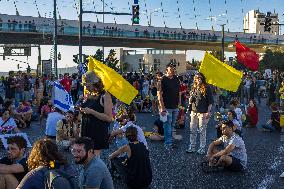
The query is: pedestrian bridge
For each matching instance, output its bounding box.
[0,14,283,53]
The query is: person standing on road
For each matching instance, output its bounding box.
[80,71,113,156]
[186,73,213,154]
[157,63,181,149]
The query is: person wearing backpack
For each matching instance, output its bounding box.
[71,137,114,189]
[17,138,77,189]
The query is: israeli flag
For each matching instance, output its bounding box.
[52,82,74,112]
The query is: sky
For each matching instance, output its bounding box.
[0,0,283,72]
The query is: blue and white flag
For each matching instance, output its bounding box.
[52,82,74,112]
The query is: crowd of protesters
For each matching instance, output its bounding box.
[0,63,282,188]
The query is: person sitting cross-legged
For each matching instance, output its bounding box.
[14,101,33,128]
[0,136,28,189]
[206,120,247,172]
[109,126,152,189]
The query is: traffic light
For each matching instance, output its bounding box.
[132,5,140,24]
[73,54,78,64]
[58,52,61,60]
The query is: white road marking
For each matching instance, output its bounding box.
[257,145,284,189]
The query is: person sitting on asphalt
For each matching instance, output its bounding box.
[244,99,258,128]
[0,136,28,189]
[206,120,247,172]
[17,138,77,189]
[56,110,79,150]
[14,100,33,128]
[262,102,280,132]
[227,110,242,137]
[0,109,21,134]
[109,126,152,189]
[144,119,164,141]
[40,98,53,126]
[142,95,152,113]
[71,137,113,189]
[45,107,64,139]
[110,107,148,148]
[229,99,243,128]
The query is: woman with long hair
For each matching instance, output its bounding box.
[17,138,76,189]
[186,73,213,154]
[80,71,113,156]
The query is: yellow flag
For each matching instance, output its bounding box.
[87,57,138,105]
[199,52,243,92]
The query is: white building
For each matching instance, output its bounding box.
[119,49,187,74]
[243,10,279,35]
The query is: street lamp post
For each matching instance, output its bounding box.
[53,0,58,77]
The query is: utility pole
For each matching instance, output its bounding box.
[220,24,226,62]
[53,0,58,77]
[79,0,83,73]
[102,0,105,61]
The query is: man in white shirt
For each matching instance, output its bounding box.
[45,107,64,139]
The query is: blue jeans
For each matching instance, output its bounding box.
[163,108,179,145]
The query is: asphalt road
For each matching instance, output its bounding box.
[12,98,284,189]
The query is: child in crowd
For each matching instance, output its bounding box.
[175,106,185,129]
[112,115,129,154]
[144,119,164,141]
[230,99,243,128]
[40,98,53,126]
[133,95,143,112]
[142,96,152,113]
[245,99,258,128]
[110,106,148,148]
[262,102,280,132]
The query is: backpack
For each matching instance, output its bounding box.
[43,168,76,189]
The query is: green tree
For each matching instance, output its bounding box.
[104,49,120,72]
[260,49,284,71]
[93,49,104,63]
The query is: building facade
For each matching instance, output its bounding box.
[120,49,187,74]
[243,10,279,35]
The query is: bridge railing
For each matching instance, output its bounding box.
[0,22,283,45]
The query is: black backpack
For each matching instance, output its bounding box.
[43,168,77,189]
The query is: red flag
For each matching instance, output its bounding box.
[235,40,259,71]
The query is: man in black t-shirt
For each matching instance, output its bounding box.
[158,63,181,149]
[0,136,28,189]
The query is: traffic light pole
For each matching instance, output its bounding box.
[78,0,131,74]
[220,24,225,62]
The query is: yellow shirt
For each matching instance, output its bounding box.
[279,86,284,100]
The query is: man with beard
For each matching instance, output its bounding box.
[71,137,114,189]
[0,136,28,189]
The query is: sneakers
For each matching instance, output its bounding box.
[197,148,206,155]
[186,146,196,153]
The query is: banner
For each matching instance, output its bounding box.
[87,57,138,105]
[199,52,243,92]
[235,40,259,71]
[52,82,74,112]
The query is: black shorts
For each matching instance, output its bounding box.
[225,155,244,172]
